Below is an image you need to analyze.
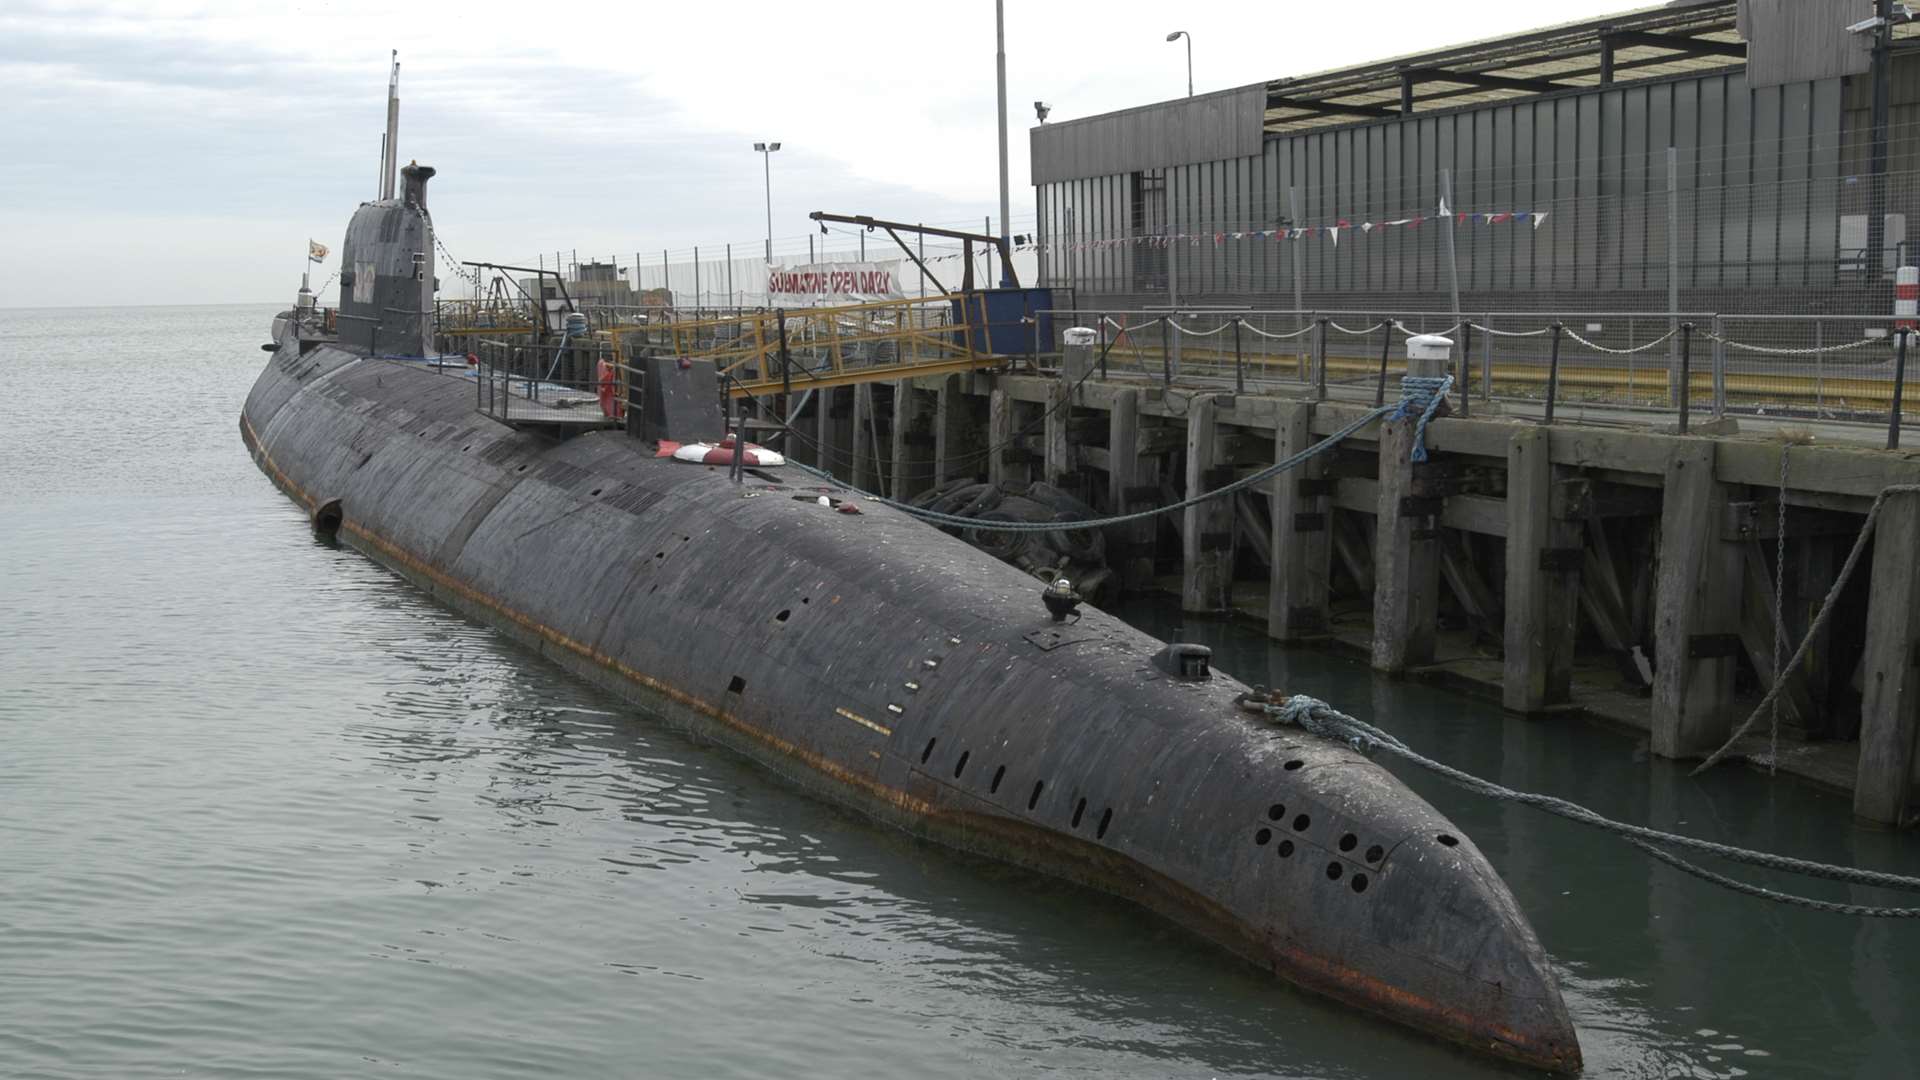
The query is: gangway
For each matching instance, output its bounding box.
[612,293,1028,400]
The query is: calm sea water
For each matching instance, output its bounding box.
[3,304,1918,1079]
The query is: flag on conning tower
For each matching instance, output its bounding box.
[308,240,329,263]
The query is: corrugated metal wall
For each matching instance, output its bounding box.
[1037,66,1891,311]
[1029,84,1266,185]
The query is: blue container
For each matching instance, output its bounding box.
[951,287,1055,356]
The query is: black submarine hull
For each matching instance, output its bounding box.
[241,335,1580,1070]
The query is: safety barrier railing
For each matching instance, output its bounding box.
[1040,308,1920,446]
[473,338,624,427]
[591,293,1023,397]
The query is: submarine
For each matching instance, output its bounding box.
[241,86,1581,1073]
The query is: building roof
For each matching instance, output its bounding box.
[1257,0,1896,135]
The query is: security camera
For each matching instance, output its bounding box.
[1034,101,1052,123]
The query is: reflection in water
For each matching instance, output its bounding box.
[1,306,1916,1079]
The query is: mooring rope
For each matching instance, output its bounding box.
[1250,693,1920,917]
[791,374,1449,532]
[1695,482,1920,775]
[1392,374,1452,463]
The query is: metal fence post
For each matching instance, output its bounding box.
[1233,316,1245,394]
[1160,315,1172,390]
[1678,322,1693,434]
[1481,312,1493,402]
[1374,317,1393,406]
[1891,328,1909,450]
[1098,312,1109,380]
[1458,318,1472,418]
[1314,316,1328,401]
[1711,314,1727,419]
[1544,321,1564,425]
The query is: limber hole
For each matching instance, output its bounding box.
[990,765,1006,794]
[1339,833,1357,852]
[1096,808,1113,839]
[953,751,970,778]
[1277,840,1294,858]
[1351,873,1369,894]
[726,676,746,694]
[1028,780,1045,810]
[1292,813,1311,832]
[1267,803,1285,821]
[1071,798,1087,828]
[1437,834,1459,847]
[1284,759,1303,771]
[775,609,791,623]
[1365,844,1385,864]
[1254,828,1272,846]
[1326,862,1343,881]
[921,738,937,764]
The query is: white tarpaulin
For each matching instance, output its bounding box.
[766,260,905,306]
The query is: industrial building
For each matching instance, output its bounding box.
[1030,0,1920,316]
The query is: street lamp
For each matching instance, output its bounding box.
[753,141,782,263]
[1166,31,1192,97]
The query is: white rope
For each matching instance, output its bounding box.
[1241,322,1317,341]
[1328,320,1390,336]
[1394,322,1462,338]
[1704,332,1886,356]
[1471,323,1553,338]
[1562,327,1678,355]
[1169,318,1235,338]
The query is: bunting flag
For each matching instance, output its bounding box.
[308,239,329,263]
[1032,205,1551,255]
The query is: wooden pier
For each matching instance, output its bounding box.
[781,363,1920,827]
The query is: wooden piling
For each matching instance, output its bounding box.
[1106,389,1155,589]
[1651,441,1741,758]
[890,379,933,500]
[851,384,876,492]
[1856,491,1920,824]
[934,374,972,483]
[1269,401,1331,641]
[1372,418,1440,672]
[1182,394,1234,612]
[987,387,1011,491]
[1044,382,1073,487]
[1503,427,1582,712]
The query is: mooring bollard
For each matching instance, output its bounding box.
[1061,326,1098,392]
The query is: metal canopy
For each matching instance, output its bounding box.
[1261,1,1758,135]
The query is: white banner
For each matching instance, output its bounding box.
[766,260,904,306]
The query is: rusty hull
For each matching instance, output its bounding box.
[241,336,1580,1071]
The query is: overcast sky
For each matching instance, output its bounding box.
[2,0,1639,307]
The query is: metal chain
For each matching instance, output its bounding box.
[1696,483,1920,773]
[1561,327,1678,355]
[1256,694,1920,916]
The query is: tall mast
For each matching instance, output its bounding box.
[381,51,400,200]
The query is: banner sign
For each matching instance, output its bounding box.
[767,260,904,305]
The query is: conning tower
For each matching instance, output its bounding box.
[335,53,435,358]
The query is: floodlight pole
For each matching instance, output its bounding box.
[996,0,1013,287]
